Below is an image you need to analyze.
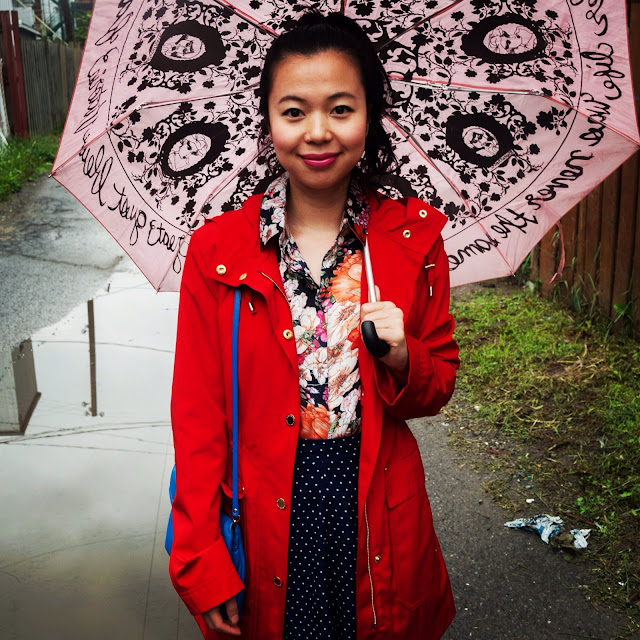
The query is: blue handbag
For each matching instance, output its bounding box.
[165,287,246,619]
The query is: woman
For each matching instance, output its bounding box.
[170,12,459,640]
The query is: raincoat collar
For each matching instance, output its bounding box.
[203,190,448,294]
[258,172,370,248]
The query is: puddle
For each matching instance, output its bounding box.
[2,271,178,436]
[0,273,200,639]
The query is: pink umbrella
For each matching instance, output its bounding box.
[52,0,640,291]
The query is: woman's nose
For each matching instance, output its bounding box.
[304,114,332,143]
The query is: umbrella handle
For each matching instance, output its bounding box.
[361,320,391,358]
[362,239,391,359]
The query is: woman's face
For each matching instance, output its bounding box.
[267,50,368,197]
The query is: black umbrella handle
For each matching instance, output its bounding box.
[361,320,391,358]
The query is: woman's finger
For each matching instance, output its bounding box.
[224,596,240,625]
[203,604,242,636]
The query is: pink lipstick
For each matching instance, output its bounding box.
[300,153,340,168]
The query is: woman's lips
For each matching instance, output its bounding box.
[300,153,340,168]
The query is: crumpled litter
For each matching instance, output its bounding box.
[504,514,591,550]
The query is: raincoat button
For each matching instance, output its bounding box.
[283,329,293,340]
[273,576,283,587]
[216,264,226,275]
[286,414,296,426]
[419,209,428,218]
[402,229,411,238]
[374,554,382,563]
[276,498,286,509]
[239,273,247,281]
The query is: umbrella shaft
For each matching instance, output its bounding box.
[363,239,377,303]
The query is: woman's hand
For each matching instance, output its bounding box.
[360,286,409,383]
[203,596,241,636]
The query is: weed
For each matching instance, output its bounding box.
[451,285,640,621]
[0,134,60,201]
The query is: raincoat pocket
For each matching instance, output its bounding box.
[385,446,432,610]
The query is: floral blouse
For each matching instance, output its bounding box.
[259,174,369,440]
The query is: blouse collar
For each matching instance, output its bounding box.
[259,172,369,248]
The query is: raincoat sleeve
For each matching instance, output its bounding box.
[169,228,244,616]
[374,234,459,420]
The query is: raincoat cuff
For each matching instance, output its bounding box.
[374,334,432,407]
[170,537,244,616]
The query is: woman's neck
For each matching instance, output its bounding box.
[285,176,350,235]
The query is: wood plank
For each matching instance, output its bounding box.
[22,39,53,136]
[574,200,587,294]
[1,11,28,137]
[560,205,578,290]
[599,169,621,318]
[530,245,540,283]
[611,153,638,328]
[633,188,640,334]
[584,183,603,299]
[59,40,68,115]
[539,226,556,297]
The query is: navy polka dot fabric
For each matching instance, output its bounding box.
[283,434,360,640]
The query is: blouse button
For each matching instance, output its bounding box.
[273,576,283,587]
[283,329,293,340]
[276,498,286,510]
[216,264,226,275]
[402,229,411,238]
[419,209,428,218]
[286,414,296,426]
[374,554,382,563]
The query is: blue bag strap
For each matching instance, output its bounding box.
[166,288,242,555]
[231,287,241,522]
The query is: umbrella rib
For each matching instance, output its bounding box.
[375,0,465,53]
[390,74,545,97]
[386,115,515,276]
[135,85,259,111]
[210,0,279,36]
[391,76,640,147]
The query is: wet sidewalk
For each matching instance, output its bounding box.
[0,271,200,640]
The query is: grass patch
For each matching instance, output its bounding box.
[0,134,60,201]
[451,284,640,629]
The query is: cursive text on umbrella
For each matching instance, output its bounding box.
[74,51,115,136]
[525,150,594,210]
[569,0,608,37]
[581,44,623,101]
[80,143,113,208]
[110,184,148,246]
[95,0,134,47]
[579,93,611,147]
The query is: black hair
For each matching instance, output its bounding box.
[257,12,396,194]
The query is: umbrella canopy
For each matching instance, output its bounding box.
[52,0,640,291]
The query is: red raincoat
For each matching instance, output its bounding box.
[170,192,459,639]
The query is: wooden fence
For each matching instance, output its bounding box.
[0,11,82,138]
[530,0,640,336]
[20,38,82,136]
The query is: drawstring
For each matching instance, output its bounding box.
[364,502,377,627]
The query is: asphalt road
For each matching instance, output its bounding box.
[0,176,631,639]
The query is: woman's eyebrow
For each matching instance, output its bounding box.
[278,91,357,104]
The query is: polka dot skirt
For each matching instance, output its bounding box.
[283,434,360,640]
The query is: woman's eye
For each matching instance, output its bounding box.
[333,105,353,115]
[283,108,303,118]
